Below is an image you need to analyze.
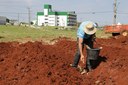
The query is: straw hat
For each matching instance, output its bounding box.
[83,22,97,35]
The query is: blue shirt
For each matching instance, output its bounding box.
[77,21,96,39]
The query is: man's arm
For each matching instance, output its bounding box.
[78,37,85,63]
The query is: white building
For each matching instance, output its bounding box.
[37,4,77,26]
[0,16,9,25]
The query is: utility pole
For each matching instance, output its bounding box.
[27,7,31,26]
[18,13,19,24]
[113,0,117,25]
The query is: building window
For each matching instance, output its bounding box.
[45,18,48,20]
[45,22,48,23]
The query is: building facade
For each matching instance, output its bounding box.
[37,4,77,26]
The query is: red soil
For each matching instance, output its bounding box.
[0,36,128,85]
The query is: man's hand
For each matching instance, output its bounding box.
[80,55,85,63]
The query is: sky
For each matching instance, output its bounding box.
[0,0,128,26]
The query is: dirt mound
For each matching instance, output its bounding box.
[0,36,128,85]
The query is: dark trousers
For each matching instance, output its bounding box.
[72,37,93,71]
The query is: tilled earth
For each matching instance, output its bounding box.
[0,36,128,85]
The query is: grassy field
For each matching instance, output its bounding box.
[0,25,111,42]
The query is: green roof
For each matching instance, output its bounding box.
[48,12,68,15]
[37,11,77,16]
[37,11,68,16]
[56,12,68,15]
[37,4,76,16]
[37,12,44,15]
[44,4,52,9]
